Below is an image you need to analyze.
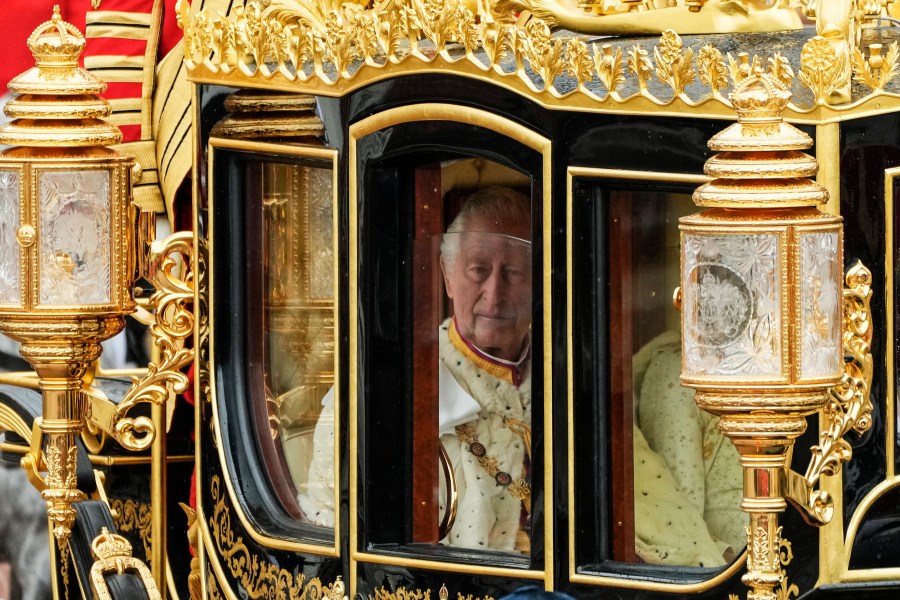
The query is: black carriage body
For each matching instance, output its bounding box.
[188,59,900,600]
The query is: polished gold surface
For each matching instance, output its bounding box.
[211,90,324,139]
[177,0,899,121]
[347,103,553,593]
[89,527,162,600]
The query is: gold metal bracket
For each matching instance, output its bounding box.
[101,232,195,451]
[89,527,162,600]
[784,261,874,525]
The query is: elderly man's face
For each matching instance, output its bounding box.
[442,215,532,361]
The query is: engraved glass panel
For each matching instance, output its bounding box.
[0,170,20,305]
[683,233,782,378]
[799,231,841,378]
[259,161,335,531]
[39,170,111,305]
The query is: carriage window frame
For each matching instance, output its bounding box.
[207,137,340,556]
[566,167,749,591]
[348,104,554,581]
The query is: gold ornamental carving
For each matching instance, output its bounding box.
[207,474,339,600]
[109,498,153,560]
[370,586,495,600]
[177,0,899,113]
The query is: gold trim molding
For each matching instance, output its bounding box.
[178,0,900,120]
[370,586,495,600]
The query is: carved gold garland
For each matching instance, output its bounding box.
[109,497,153,561]
[177,0,900,111]
[208,474,337,600]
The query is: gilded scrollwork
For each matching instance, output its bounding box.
[109,498,153,560]
[112,232,195,451]
[207,475,337,600]
[370,587,495,600]
[176,0,897,112]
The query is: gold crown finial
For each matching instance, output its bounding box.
[728,69,792,124]
[27,5,86,69]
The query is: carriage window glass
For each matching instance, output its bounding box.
[612,190,746,567]
[258,160,336,530]
[573,182,746,572]
[408,160,534,555]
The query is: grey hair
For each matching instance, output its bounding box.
[439,186,531,267]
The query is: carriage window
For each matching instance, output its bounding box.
[573,181,745,572]
[257,159,336,530]
[356,149,537,559]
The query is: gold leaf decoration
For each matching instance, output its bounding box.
[768,52,795,88]
[175,0,895,119]
[799,35,850,105]
[654,29,695,95]
[627,44,653,92]
[565,39,594,88]
[110,498,153,560]
[727,51,760,86]
[595,43,624,95]
[370,587,494,600]
[852,42,900,92]
[697,44,727,95]
[208,475,338,600]
[519,19,565,90]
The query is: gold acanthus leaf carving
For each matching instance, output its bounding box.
[113,232,195,451]
[852,42,900,92]
[208,475,337,600]
[45,443,77,489]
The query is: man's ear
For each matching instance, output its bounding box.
[441,257,454,299]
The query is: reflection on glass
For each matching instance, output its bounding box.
[433,183,534,554]
[0,170,20,304]
[799,231,841,378]
[39,170,111,305]
[616,192,745,568]
[259,161,335,529]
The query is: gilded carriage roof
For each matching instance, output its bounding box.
[177,0,900,124]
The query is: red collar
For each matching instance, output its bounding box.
[449,317,529,387]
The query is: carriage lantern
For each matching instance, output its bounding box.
[0,7,137,546]
[679,70,873,600]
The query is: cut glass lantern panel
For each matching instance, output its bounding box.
[683,232,782,378]
[39,170,111,305]
[0,170,20,305]
[799,231,842,379]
